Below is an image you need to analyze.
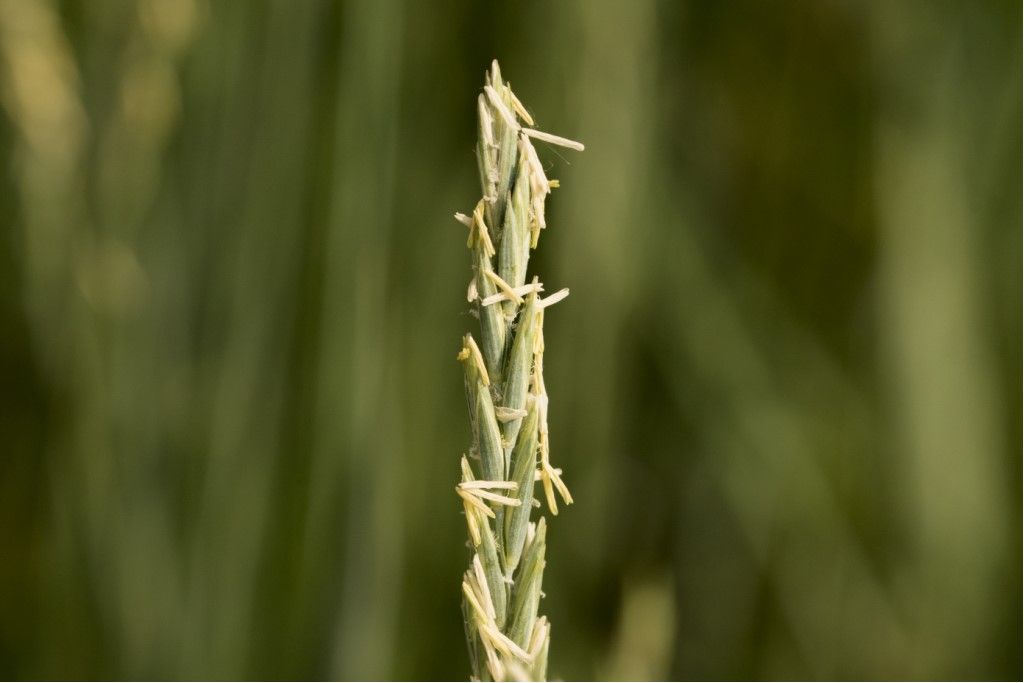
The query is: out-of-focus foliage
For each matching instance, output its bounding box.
[0,0,1019,679]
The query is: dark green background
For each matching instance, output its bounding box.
[0,0,1020,679]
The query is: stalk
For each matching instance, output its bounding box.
[455,60,582,682]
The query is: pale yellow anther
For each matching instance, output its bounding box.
[472,201,496,257]
[506,84,535,126]
[536,434,573,514]
[463,497,481,545]
[518,134,550,233]
[473,554,496,620]
[532,309,546,356]
[458,458,522,510]
[463,577,488,622]
[459,455,485,546]
[548,461,573,506]
[538,288,569,309]
[483,269,524,305]
[484,85,519,130]
[471,489,522,507]
[460,455,475,481]
[522,127,585,151]
[459,479,518,491]
[519,135,548,193]
[530,221,541,249]
[476,222,496,257]
[457,487,496,519]
[481,282,543,307]
[482,622,532,662]
[540,465,558,515]
[458,334,490,386]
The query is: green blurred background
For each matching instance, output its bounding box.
[0,0,1020,679]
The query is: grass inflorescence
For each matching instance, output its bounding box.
[454,60,583,682]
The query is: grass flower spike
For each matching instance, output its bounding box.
[455,60,582,682]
